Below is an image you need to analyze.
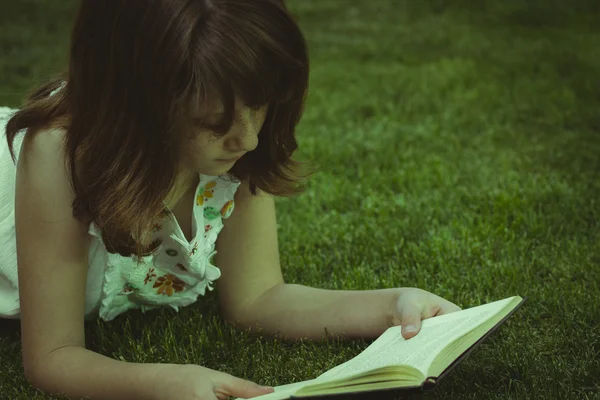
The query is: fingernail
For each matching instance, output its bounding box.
[404,325,417,332]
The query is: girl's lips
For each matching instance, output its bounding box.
[217,156,241,162]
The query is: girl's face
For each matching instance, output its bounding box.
[180,95,269,176]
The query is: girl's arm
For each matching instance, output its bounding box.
[231,283,399,340]
[14,129,167,399]
[34,346,169,400]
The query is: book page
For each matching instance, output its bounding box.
[314,297,515,382]
[237,296,516,400]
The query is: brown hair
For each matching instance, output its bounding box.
[4,0,317,259]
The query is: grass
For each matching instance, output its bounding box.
[1,0,599,399]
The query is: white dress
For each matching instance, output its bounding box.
[0,88,241,321]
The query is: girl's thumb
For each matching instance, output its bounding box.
[227,376,274,399]
[397,302,422,340]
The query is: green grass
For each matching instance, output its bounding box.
[1,0,599,399]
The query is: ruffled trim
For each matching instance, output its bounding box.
[98,252,141,321]
[96,250,217,321]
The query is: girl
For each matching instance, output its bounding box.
[0,1,461,399]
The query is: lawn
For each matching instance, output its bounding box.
[0,0,599,399]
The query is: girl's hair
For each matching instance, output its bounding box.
[4,0,316,259]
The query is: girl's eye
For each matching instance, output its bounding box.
[248,104,262,111]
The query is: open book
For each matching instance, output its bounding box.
[241,295,526,400]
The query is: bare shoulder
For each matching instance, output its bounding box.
[19,126,75,218]
[235,177,271,201]
[20,125,68,172]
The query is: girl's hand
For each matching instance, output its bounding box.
[391,287,462,339]
[153,363,274,400]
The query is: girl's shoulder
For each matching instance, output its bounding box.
[15,119,91,239]
[18,122,78,216]
[20,123,68,164]
[19,123,70,185]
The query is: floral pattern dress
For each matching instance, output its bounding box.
[86,173,240,321]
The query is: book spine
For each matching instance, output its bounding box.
[422,377,437,391]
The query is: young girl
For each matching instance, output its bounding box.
[0,1,461,399]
